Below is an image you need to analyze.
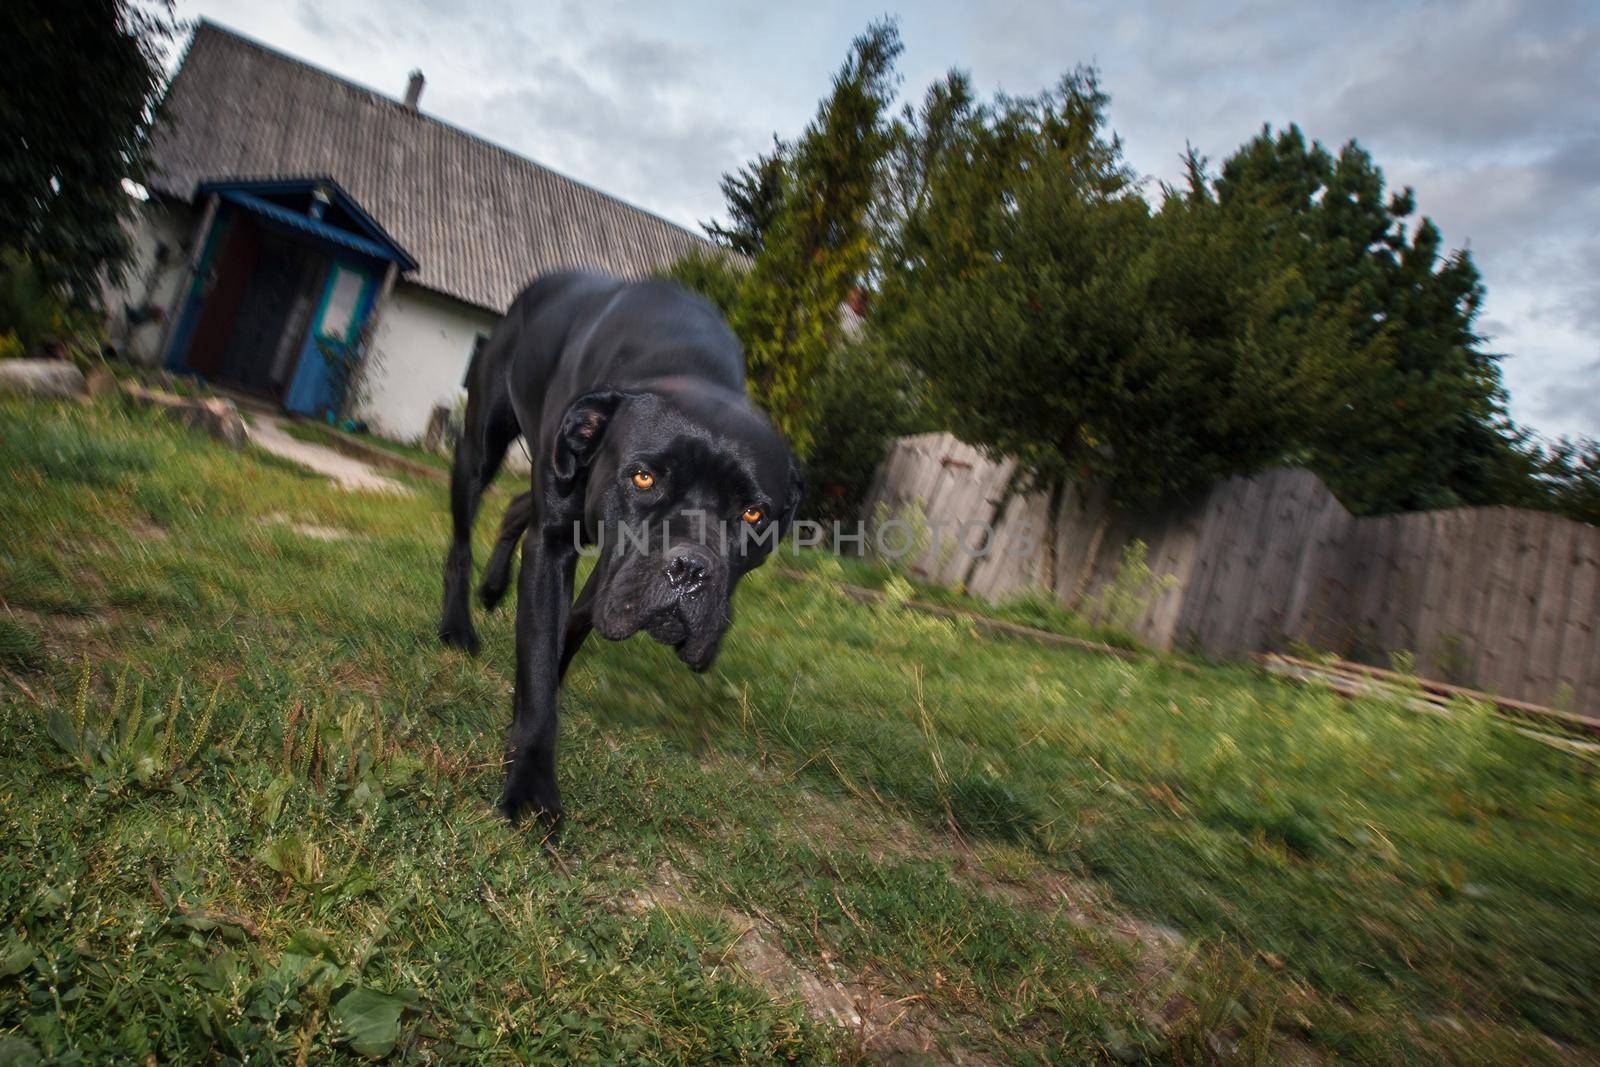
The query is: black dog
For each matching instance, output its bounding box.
[438,271,802,830]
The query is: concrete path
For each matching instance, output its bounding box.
[247,413,408,494]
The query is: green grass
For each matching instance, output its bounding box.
[782,548,1146,649]
[2,398,1598,1064]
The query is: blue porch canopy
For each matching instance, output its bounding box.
[196,177,418,272]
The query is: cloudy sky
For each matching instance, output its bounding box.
[169,0,1599,441]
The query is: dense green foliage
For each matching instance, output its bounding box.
[4,397,1598,1061]
[660,247,927,522]
[869,86,1554,518]
[700,139,786,257]
[687,31,1595,529]
[0,249,102,360]
[1213,126,1527,515]
[875,79,1354,507]
[0,1,175,304]
[1524,433,1600,526]
[795,337,927,522]
[657,249,744,322]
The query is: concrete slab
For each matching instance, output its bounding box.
[247,413,408,494]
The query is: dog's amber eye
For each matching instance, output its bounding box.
[631,471,655,490]
[742,507,764,524]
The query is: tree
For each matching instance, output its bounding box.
[657,249,745,322]
[1215,126,1525,514]
[729,20,903,456]
[872,79,1359,588]
[1530,436,1600,526]
[702,139,786,256]
[870,70,977,281]
[0,0,177,304]
[876,72,1328,500]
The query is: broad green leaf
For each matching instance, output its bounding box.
[0,937,35,978]
[332,986,408,1058]
[44,709,80,757]
[0,1036,42,1067]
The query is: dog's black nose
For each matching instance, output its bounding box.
[664,551,709,595]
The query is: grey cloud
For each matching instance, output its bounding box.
[1399,141,1600,253]
[1315,1,1600,153]
[283,0,749,226]
[1536,355,1600,431]
[1560,246,1600,336]
[294,1,332,38]
[442,47,748,227]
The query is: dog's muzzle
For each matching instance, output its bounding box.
[595,543,730,670]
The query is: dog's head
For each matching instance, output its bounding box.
[549,380,802,672]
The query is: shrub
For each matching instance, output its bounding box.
[0,247,101,360]
[1084,539,1178,638]
[317,332,376,421]
[802,338,927,523]
[868,498,932,572]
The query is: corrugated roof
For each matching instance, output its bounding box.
[148,22,717,313]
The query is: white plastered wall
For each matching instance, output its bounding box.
[100,197,199,365]
[358,282,499,443]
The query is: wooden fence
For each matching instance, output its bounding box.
[862,432,1600,713]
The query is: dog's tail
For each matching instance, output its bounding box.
[478,491,534,611]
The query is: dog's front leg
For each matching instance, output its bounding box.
[500,524,577,831]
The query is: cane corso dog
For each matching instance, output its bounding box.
[438,270,802,831]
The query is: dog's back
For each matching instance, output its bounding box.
[502,273,745,427]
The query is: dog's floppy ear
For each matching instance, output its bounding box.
[779,456,806,530]
[551,390,625,491]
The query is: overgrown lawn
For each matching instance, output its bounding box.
[1,398,1596,1064]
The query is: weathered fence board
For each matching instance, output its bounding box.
[865,432,1600,713]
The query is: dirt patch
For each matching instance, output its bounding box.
[972,864,1187,957]
[259,513,359,542]
[721,912,978,1064]
[326,661,387,698]
[626,754,1226,1060]
[785,783,1188,959]
[767,783,1210,1051]
[126,517,169,542]
[1,604,114,663]
[727,773,928,866]
[619,862,985,1063]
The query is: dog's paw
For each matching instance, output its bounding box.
[477,572,510,612]
[499,790,563,838]
[437,620,481,655]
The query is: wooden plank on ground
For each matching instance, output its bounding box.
[1257,654,1599,755]
[1262,652,1600,733]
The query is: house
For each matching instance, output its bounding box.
[108,21,717,441]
